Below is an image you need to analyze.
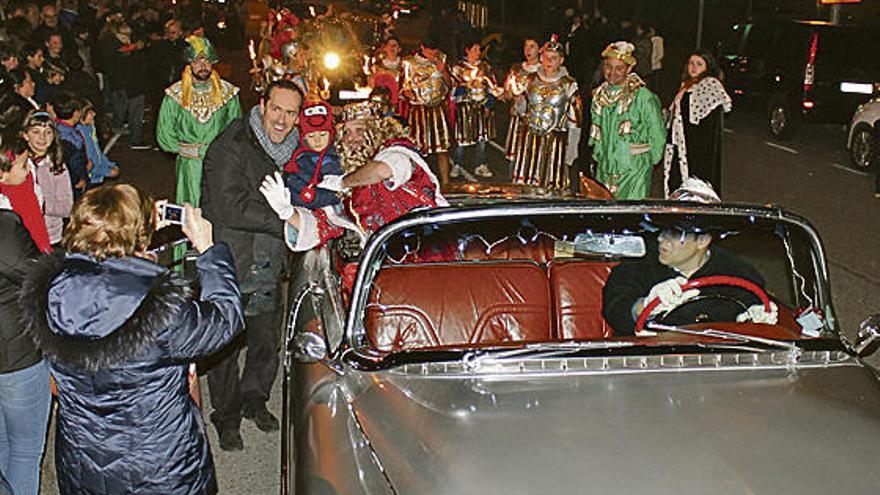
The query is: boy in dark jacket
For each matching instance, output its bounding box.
[283,99,342,208]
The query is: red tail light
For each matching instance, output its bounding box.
[804,32,818,94]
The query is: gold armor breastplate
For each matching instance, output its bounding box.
[526,75,574,134]
[405,56,448,106]
[452,61,493,104]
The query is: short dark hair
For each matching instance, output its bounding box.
[53,92,81,120]
[261,79,305,105]
[43,29,63,43]
[22,43,42,59]
[0,43,16,61]
[44,58,68,78]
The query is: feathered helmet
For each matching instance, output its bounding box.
[184,35,218,63]
[601,41,637,66]
[542,34,565,55]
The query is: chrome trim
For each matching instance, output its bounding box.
[385,350,854,378]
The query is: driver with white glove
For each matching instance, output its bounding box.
[737,302,779,324]
[603,179,772,336]
[641,276,700,317]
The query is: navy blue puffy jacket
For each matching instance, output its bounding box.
[22,244,243,495]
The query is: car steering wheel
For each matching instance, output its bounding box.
[634,275,772,334]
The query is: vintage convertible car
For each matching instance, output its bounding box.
[280,200,880,495]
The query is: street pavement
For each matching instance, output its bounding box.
[38,67,880,495]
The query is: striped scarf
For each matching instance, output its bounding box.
[249,106,299,167]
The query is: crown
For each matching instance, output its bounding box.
[341,100,384,122]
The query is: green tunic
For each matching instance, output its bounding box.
[156,80,242,208]
[156,78,241,266]
[589,75,665,200]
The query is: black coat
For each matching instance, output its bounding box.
[666,93,725,195]
[21,244,243,495]
[0,209,40,374]
[602,244,764,335]
[201,118,289,279]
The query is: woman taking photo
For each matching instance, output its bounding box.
[22,184,244,495]
[663,49,732,197]
[20,109,73,247]
[0,138,50,495]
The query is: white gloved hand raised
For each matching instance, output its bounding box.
[737,301,779,324]
[317,174,344,192]
[259,172,295,221]
[646,276,700,316]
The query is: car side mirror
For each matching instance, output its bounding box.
[293,331,328,363]
[855,315,880,358]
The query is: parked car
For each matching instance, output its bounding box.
[719,20,880,140]
[847,96,880,171]
[281,200,880,495]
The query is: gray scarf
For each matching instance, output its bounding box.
[249,106,299,167]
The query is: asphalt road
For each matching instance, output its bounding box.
[38,73,880,495]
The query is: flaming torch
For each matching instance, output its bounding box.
[320,78,331,100]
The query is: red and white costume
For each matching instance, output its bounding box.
[284,140,448,252]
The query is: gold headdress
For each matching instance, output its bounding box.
[340,100,384,122]
[601,41,637,66]
[180,66,225,110]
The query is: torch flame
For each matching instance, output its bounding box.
[320,77,331,99]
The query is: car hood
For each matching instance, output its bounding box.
[347,362,880,495]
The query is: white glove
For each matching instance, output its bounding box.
[737,302,779,324]
[646,277,700,316]
[317,174,344,192]
[259,172,295,221]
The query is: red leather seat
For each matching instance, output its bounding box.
[366,262,552,351]
[459,235,556,264]
[549,260,618,339]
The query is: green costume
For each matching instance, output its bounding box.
[589,73,665,200]
[156,80,241,206]
[156,36,241,266]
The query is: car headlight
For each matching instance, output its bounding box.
[323,52,341,70]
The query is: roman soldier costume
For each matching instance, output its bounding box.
[450,59,500,147]
[503,59,539,161]
[401,51,452,155]
[511,38,582,190]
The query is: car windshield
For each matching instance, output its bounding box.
[347,204,837,361]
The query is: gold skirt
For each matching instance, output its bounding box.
[511,129,568,191]
[454,102,495,146]
[408,103,451,155]
[504,113,525,160]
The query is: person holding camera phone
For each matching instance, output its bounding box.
[22,184,244,495]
